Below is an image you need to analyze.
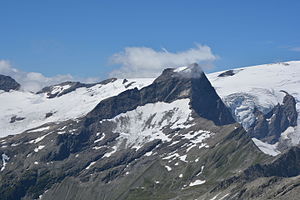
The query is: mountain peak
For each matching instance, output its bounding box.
[155,63,203,83]
[0,74,20,92]
[85,65,235,127]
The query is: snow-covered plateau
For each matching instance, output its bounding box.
[0,78,153,137]
[207,61,300,155]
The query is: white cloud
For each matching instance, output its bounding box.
[109,44,217,78]
[0,60,99,92]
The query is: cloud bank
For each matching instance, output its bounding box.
[0,44,217,91]
[0,60,99,92]
[109,44,217,78]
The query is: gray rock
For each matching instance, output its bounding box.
[247,92,297,144]
[0,74,20,92]
[37,78,117,98]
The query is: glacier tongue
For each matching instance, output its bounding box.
[252,138,280,156]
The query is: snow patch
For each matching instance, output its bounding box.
[165,165,172,171]
[210,193,230,200]
[50,84,71,95]
[252,138,280,156]
[34,145,45,152]
[27,126,50,133]
[183,130,212,151]
[281,127,296,141]
[103,99,192,150]
[173,66,188,72]
[173,63,203,79]
[57,131,66,135]
[94,133,105,143]
[196,166,205,176]
[144,151,153,156]
[86,161,96,170]
[1,153,9,171]
[29,132,52,144]
[179,155,187,162]
[163,152,187,162]
[103,146,117,158]
[92,146,104,150]
[189,179,206,186]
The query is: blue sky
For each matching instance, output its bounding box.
[1,0,300,82]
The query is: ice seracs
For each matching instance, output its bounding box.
[208,61,300,155]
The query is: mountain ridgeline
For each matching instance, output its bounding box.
[1,62,300,200]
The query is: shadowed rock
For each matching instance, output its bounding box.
[0,74,20,92]
[248,92,297,144]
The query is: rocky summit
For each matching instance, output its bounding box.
[0,75,20,92]
[1,62,300,200]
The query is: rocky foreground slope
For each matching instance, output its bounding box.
[0,62,300,200]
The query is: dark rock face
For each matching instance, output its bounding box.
[0,74,20,92]
[217,69,243,77]
[218,70,236,77]
[10,116,25,123]
[85,64,235,127]
[45,112,53,118]
[247,92,298,144]
[190,75,235,125]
